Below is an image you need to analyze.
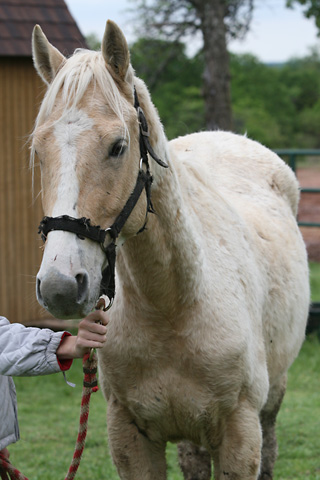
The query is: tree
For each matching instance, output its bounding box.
[231,48,320,148]
[131,38,205,138]
[131,36,320,148]
[129,0,254,131]
[129,0,320,132]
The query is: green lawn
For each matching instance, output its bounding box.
[274,335,320,480]
[310,262,320,302]
[9,334,320,479]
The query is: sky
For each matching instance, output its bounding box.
[64,0,319,63]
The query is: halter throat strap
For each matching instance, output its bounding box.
[38,86,168,305]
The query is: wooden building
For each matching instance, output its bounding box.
[0,0,87,324]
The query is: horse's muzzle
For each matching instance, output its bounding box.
[36,267,90,318]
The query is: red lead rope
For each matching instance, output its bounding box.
[64,351,99,480]
[0,454,29,480]
[0,352,99,480]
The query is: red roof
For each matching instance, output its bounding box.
[0,0,88,56]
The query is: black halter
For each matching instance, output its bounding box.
[38,87,168,307]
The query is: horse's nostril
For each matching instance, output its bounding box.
[76,272,89,304]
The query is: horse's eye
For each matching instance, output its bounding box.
[109,140,127,158]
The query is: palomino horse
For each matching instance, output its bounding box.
[31,20,309,480]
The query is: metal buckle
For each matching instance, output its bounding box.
[100,227,113,253]
[140,157,148,170]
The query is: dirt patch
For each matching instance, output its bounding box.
[296,167,320,262]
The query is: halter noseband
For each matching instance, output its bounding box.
[38,87,168,307]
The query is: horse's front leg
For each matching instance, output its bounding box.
[178,440,212,479]
[211,398,262,480]
[107,395,167,480]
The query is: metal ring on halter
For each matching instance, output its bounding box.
[95,295,114,313]
[104,296,114,311]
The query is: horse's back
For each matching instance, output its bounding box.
[169,131,299,216]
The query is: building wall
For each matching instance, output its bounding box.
[0,56,49,324]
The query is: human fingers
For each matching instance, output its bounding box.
[85,310,109,326]
[75,330,107,349]
[78,318,107,337]
[77,328,107,342]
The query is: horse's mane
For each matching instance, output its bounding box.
[30,49,131,173]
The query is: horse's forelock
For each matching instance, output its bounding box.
[33,49,132,134]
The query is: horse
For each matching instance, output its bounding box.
[31,20,309,480]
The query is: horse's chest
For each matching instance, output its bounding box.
[99,333,226,442]
[116,367,210,442]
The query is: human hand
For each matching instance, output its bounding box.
[56,310,108,359]
[74,310,109,357]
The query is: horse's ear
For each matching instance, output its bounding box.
[102,20,130,82]
[32,25,65,85]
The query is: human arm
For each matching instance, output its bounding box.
[0,311,108,377]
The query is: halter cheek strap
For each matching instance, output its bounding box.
[38,87,168,306]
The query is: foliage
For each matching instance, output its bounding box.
[130,38,205,138]
[127,0,256,130]
[231,49,320,148]
[278,50,320,147]
[129,0,320,53]
[85,29,320,147]
[9,333,320,479]
[127,0,320,130]
[287,0,320,32]
[86,0,320,141]
[128,0,254,41]
[230,53,295,147]
[129,36,320,148]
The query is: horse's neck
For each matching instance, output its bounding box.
[117,81,204,317]
[118,169,203,317]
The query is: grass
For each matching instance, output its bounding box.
[8,334,320,479]
[273,335,320,480]
[310,262,320,302]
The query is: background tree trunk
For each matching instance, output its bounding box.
[196,0,233,130]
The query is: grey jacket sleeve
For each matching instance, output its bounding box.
[0,375,20,451]
[0,316,68,376]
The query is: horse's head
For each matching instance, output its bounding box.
[31,21,157,318]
